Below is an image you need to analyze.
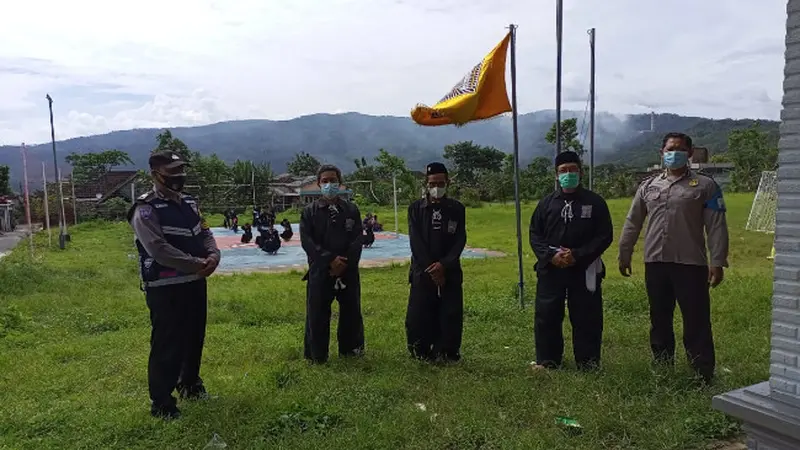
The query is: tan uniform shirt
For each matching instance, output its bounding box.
[618,170,729,268]
[129,188,220,274]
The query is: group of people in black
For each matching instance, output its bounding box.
[131,133,729,420]
[224,207,291,254]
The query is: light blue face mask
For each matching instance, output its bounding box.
[663,150,689,169]
[321,182,340,198]
[558,172,580,189]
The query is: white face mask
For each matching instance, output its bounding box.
[428,186,446,199]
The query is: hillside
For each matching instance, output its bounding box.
[0,111,778,186]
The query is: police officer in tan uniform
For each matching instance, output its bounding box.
[618,132,729,384]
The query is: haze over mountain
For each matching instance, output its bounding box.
[0,110,778,187]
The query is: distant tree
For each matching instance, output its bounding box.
[727,123,778,192]
[65,150,133,184]
[191,154,231,186]
[153,130,193,161]
[0,165,10,195]
[231,159,273,207]
[545,118,585,156]
[443,141,505,188]
[287,152,322,176]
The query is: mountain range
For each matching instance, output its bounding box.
[0,111,779,187]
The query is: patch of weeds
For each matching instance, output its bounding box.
[684,412,741,441]
[264,404,344,437]
[0,304,28,337]
[273,365,300,389]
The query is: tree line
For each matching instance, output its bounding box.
[0,119,779,224]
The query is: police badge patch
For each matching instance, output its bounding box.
[345,218,355,231]
[581,205,593,219]
[140,206,153,220]
[447,220,457,233]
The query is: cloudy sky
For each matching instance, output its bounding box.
[0,0,787,145]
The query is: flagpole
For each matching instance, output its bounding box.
[42,162,51,247]
[509,24,525,307]
[555,0,564,156]
[588,27,596,190]
[21,144,34,258]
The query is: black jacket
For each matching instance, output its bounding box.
[300,199,363,272]
[408,196,467,276]
[529,187,613,274]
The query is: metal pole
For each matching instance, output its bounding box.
[251,164,256,207]
[555,0,564,157]
[130,183,135,205]
[589,27,596,191]
[71,176,78,225]
[46,94,67,248]
[392,173,399,236]
[57,168,68,240]
[21,144,34,258]
[509,24,525,307]
[42,162,51,246]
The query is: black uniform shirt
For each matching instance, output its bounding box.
[300,198,363,270]
[529,187,613,273]
[408,196,467,274]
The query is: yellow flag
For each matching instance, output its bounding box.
[411,32,512,126]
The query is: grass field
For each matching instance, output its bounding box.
[0,193,774,450]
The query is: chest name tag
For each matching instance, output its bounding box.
[345,218,355,231]
[447,220,457,234]
[581,205,592,219]
[154,203,168,208]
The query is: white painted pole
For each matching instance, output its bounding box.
[392,173,399,237]
[21,143,34,258]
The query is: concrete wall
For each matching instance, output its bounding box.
[771,0,800,407]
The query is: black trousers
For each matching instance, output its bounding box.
[534,268,603,369]
[145,279,208,406]
[644,262,715,378]
[406,269,464,361]
[304,269,365,363]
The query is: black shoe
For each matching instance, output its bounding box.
[151,402,181,420]
[179,380,209,400]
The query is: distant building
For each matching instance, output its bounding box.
[268,174,353,210]
[72,170,142,203]
[0,197,15,232]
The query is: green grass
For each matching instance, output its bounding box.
[0,193,772,449]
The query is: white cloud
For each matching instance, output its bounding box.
[0,0,788,145]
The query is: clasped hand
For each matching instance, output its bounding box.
[329,256,348,277]
[196,255,220,277]
[425,261,445,287]
[551,248,575,268]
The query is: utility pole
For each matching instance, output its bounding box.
[46,94,68,248]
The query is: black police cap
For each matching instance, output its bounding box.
[426,162,448,176]
[149,151,189,170]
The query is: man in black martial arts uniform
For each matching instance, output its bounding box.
[300,165,365,364]
[406,162,467,362]
[529,151,613,371]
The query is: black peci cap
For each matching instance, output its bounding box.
[149,151,189,170]
[426,162,448,176]
[554,151,581,167]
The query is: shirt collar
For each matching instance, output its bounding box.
[153,185,181,203]
[421,196,447,209]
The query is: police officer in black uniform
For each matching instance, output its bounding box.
[406,162,467,362]
[300,165,365,364]
[529,151,613,371]
[128,151,221,419]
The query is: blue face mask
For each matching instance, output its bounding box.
[663,150,689,169]
[558,172,580,189]
[321,182,340,198]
